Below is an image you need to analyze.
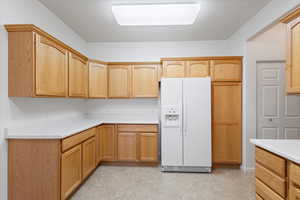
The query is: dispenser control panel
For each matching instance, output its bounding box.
[162,105,180,127]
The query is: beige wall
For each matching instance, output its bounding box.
[244,23,287,169]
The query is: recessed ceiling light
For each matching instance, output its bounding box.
[112,3,200,26]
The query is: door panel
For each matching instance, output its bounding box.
[257,62,300,139]
[89,62,107,98]
[186,61,210,77]
[108,65,131,98]
[117,132,137,161]
[139,133,158,162]
[100,125,116,161]
[183,78,211,167]
[35,35,67,96]
[82,137,96,179]
[211,60,242,81]
[162,61,185,78]
[161,79,183,166]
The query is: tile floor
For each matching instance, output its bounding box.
[71,166,255,200]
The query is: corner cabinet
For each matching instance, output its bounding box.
[69,53,88,98]
[5,24,88,98]
[286,18,300,94]
[89,61,107,98]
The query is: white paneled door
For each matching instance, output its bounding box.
[257,62,300,139]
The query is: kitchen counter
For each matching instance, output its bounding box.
[5,116,159,139]
[250,139,300,164]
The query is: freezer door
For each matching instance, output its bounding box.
[161,78,183,166]
[183,78,212,167]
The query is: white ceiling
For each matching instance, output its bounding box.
[38,0,272,42]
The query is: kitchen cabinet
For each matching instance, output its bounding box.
[89,61,107,98]
[100,125,117,161]
[162,61,186,77]
[61,144,82,200]
[186,61,210,77]
[117,132,138,161]
[132,65,158,97]
[5,24,88,98]
[139,133,158,162]
[82,137,96,179]
[69,53,88,97]
[35,35,68,96]
[286,18,300,94]
[95,126,102,164]
[210,60,242,82]
[108,65,132,98]
[212,82,242,164]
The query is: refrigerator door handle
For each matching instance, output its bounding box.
[183,93,188,136]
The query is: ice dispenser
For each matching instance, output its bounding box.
[162,105,180,127]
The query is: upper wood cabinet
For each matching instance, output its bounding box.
[5,24,88,98]
[69,53,88,98]
[212,82,242,164]
[35,35,68,96]
[162,61,186,77]
[108,65,132,98]
[89,61,107,98]
[132,65,158,98]
[186,61,210,77]
[286,19,300,94]
[210,60,242,82]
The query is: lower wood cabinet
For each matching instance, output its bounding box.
[82,137,96,179]
[140,133,158,162]
[117,132,138,161]
[61,144,82,200]
[100,125,116,161]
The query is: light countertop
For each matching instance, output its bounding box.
[5,116,159,139]
[251,139,300,164]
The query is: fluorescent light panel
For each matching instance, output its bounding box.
[112,3,200,26]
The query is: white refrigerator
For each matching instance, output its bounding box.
[160,78,212,172]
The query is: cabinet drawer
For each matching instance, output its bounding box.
[256,179,285,200]
[290,162,300,187]
[117,125,158,133]
[255,163,286,197]
[62,128,96,152]
[256,147,286,178]
[256,194,263,200]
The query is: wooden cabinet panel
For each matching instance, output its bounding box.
[211,60,242,81]
[255,163,286,197]
[108,65,132,98]
[101,125,116,161]
[117,132,138,161]
[186,61,210,77]
[89,62,107,98]
[132,65,158,97]
[139,133,158,162]
[82,137,96,179]
[287,20,300,93]
[69,53,88,97]
[117,124,158,133]
[289,183,300,200]
[256,179,284,200]
[256,147,286,178]
[61,144,82,200]
[95,127,102,164]
[212,82,242,164]
[35,35,68,96]
[162,61,185,77]
[256,194,263,200]
[290,162,300,187]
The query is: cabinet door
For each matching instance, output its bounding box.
[108,65,131,98]
[139,133,158,162]
[186,61,210,77]
[212,82,242,164]
[95,127,102,164]
[89,62,107,98]
[211,60,242,81]
[61,144,82,200]
[82,137,96,179]
[290,184,300,200]
[101,125,116,161]
[117,132,137,161]
[69,53,88,97]
[162,61,185,77]
[287,20,300,93]
[35,35,68,96]
[132,65,158,97]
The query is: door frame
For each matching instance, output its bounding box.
[255,60,286,139]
